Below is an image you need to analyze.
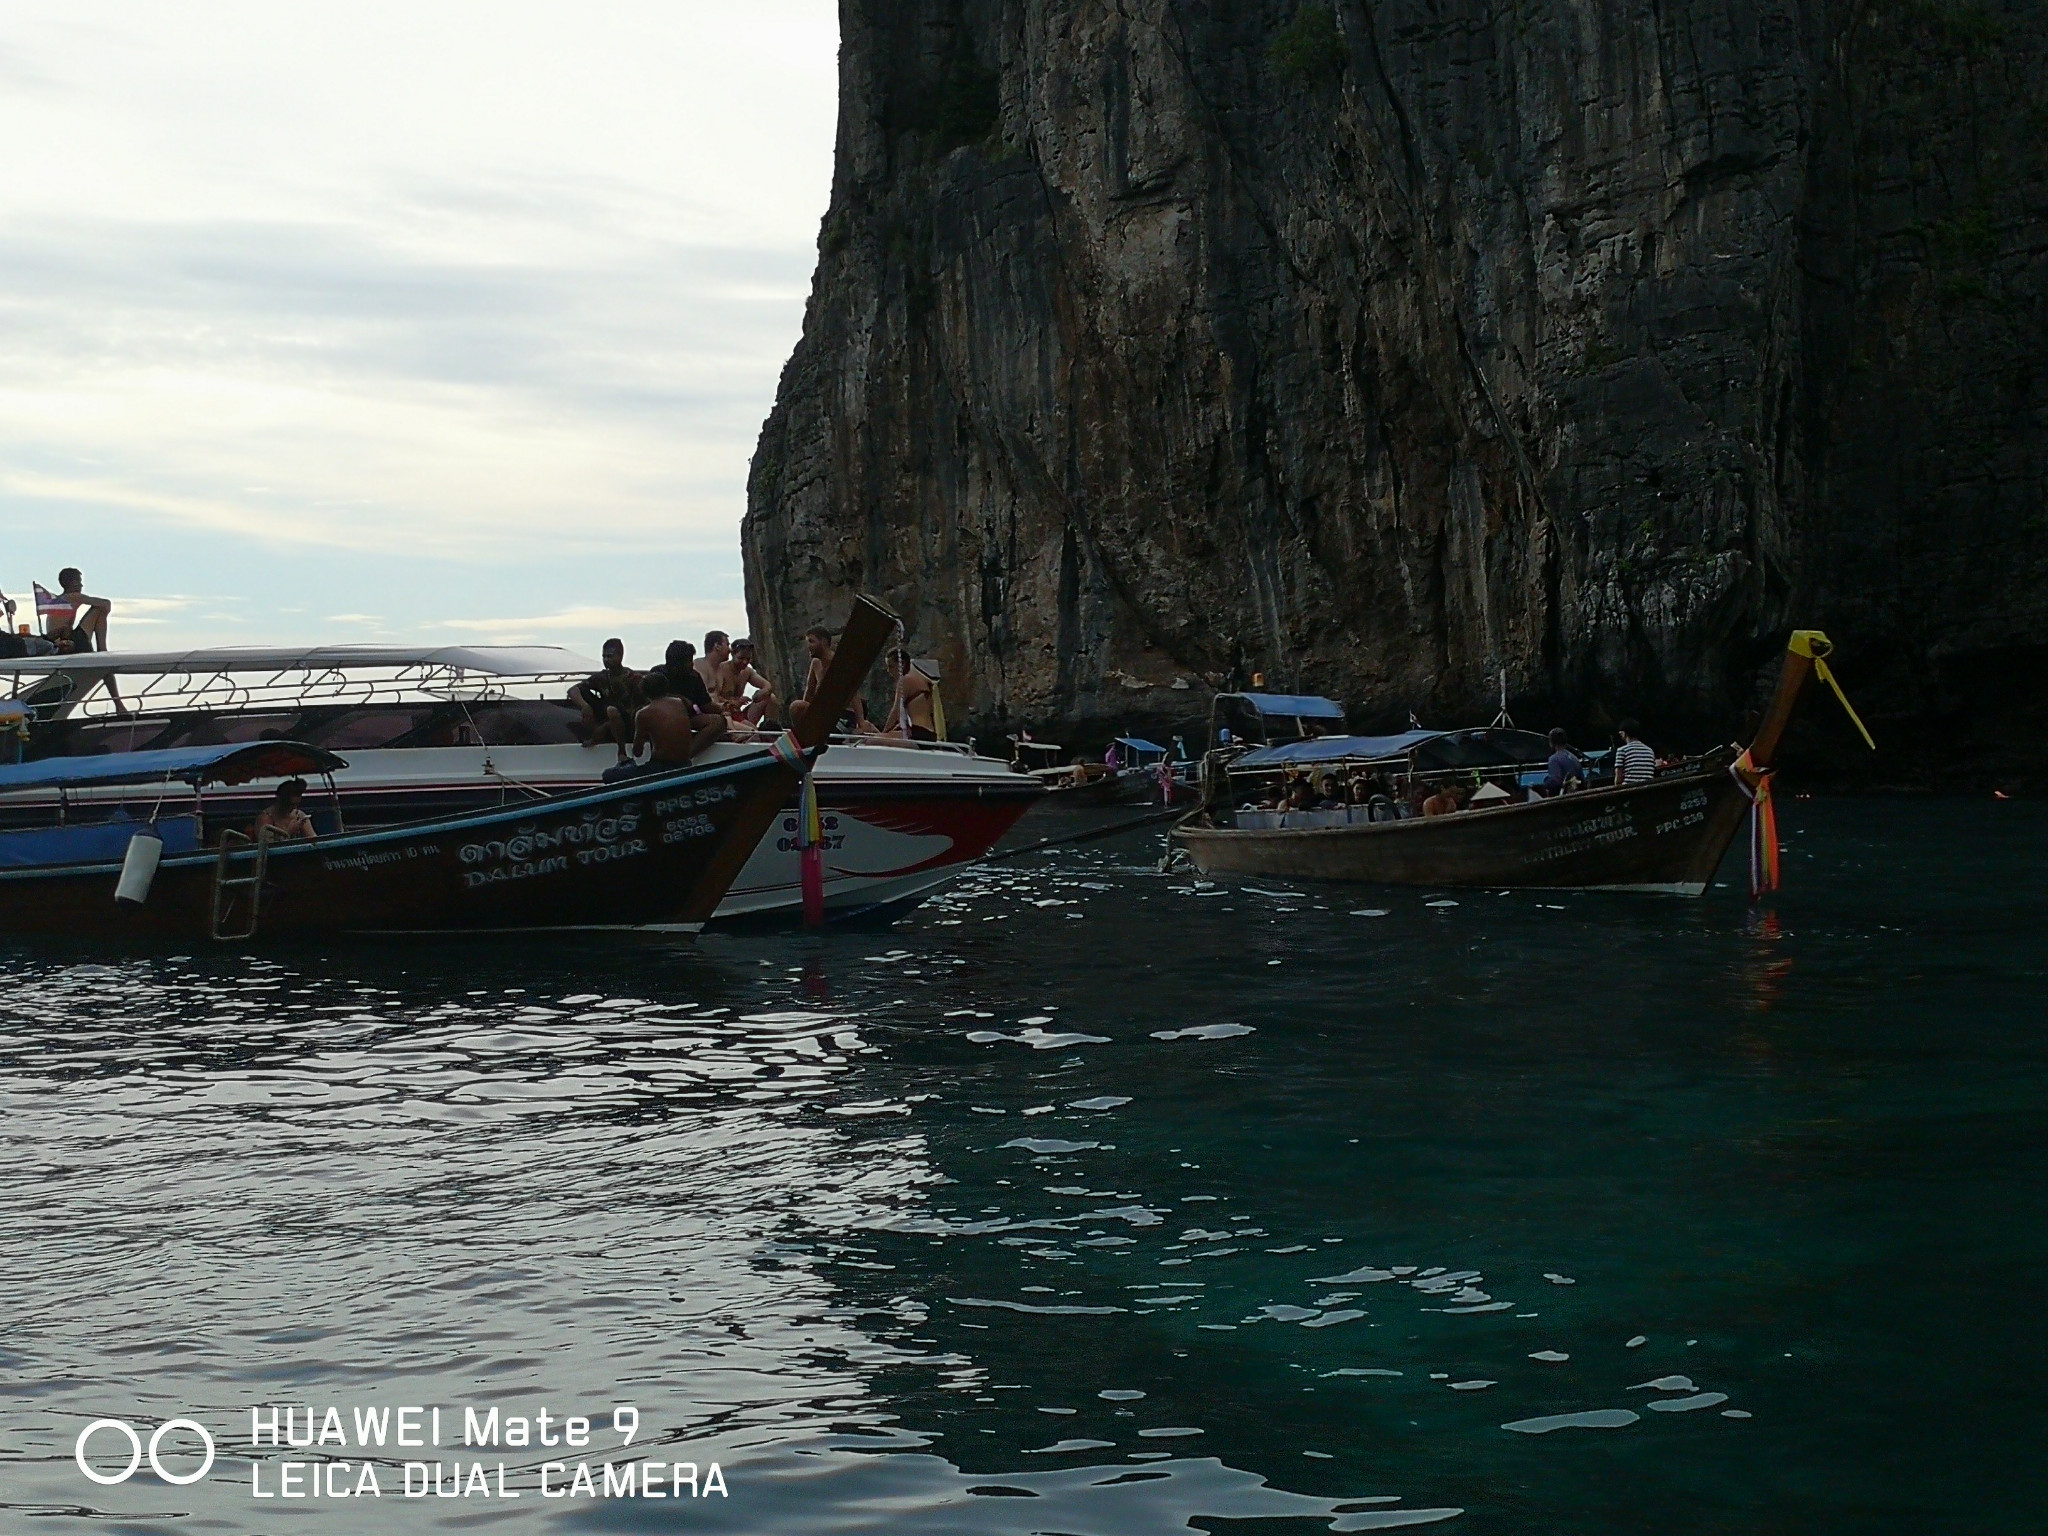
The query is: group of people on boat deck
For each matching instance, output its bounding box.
[0,569,113,658]
[571,625,944,779]
[1247,719,1665,821]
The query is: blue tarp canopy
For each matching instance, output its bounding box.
[1230,693,1346,721]
[1235,731,1446,768]
[0,741,346,793]
[1114,737,1167,756]
[0,815,202,868]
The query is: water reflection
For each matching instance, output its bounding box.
[3,798,2045,1532]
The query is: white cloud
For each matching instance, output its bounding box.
[0,1,835,642]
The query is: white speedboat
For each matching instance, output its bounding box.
[0,645,1041,923]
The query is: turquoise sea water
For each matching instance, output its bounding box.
[2,798,2043,1533]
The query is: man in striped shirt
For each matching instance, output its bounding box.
[1614,720,1657,785]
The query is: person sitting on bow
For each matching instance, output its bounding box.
[569,638,643,758]
[605,669,726,780]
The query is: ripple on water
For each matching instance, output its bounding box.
[1647,1392,1730,1413]
[1502,1410,1641,1434]
[968,1027,1113,1049]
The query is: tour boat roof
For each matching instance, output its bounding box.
[1226,692,1347,721]
[1235,727,1554,770]
[1,644,599,679]
[0,741,347,792]
[4,644,605,721]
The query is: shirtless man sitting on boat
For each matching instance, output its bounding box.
[696,631,729,696]
[789,626,873,735]
[1422,783,1464,817]
[42,568,112,653]
[712,638,781,730]
[604,670,725,780]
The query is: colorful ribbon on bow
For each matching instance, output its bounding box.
[798,771,825,928]
[1730,749,1779,898]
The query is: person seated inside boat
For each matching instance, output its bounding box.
[1284,778,1315,812]
[1422,783,1464,817]
[1614,719,1656,785]
[252,778,316,842]
[1541,729,1584,796]
[570,638,643,757]
[713,638,781,729]
[1315,773,1345,809]
[604,669,726,781]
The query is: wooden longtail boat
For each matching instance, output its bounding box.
[1173,632,1869,896]
[0,598,897,941]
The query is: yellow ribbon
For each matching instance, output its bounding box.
[1788,631,1876,750]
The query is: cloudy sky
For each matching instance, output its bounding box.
[0,2,838,670]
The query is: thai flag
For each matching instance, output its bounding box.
[32,582,74,621]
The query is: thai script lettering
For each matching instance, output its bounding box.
[321,849,407,872]
[458,808,642,868]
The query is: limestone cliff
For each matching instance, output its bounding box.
[743,0,2048,781]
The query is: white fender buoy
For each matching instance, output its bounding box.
[115,823,164,907]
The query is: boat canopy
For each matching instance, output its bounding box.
[1211,692,1349,748]
[1230,693,1346,721]
[0,741,346,793]
[1235,727,1555,771]
[1237,731,1443,767]
[0,815,203,869]
[5,644,604,723]
[1114,736,1168,757]
[0,644,599,679]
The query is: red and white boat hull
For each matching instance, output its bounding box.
[0,739,1042,924]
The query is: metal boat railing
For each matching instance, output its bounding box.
[20,663,590,721]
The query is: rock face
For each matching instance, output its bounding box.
[743,0,2047,781]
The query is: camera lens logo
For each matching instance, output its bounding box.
[75,1419,216,1486]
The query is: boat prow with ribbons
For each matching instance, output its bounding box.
[1173,632,1873,897]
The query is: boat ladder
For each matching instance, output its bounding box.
[211,830,269,941]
